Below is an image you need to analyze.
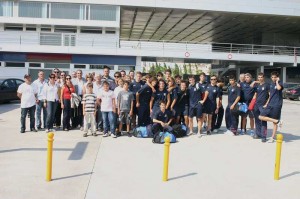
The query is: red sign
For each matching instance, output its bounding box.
[185,52,190,57]
[228,54,232,59]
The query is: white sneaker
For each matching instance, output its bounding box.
[278,120,283,131]
[267,137,275,143]
[188,131,194,136]
[103,133,108,137]
[112,134,117,138]
[240,129,245,135]
[45,129,49,133]
[213,129,218,133]
[224,130,234,136]
[50,129,56,132]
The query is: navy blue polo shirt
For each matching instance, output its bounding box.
[268,81,284,107]
[199,81,208,89]
[254,83,270,106]
[169,87,178,102]
[137,84,153,105]
[129,80,145,100]
[152,89,168,107]
[228,85,241,105]
[153,109,172,123]
[205,84,219,105]
[240,81,256,104]
[188,83,205,108]
[175,89,189,107]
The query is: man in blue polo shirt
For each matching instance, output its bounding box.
[152,101,173,133]
[129,71,144,128]
[136,77,157,126]
[239,73,256,135]
[202,75,221,135]
[251,72,270,142]
[188,75,205,136]
[259,71,283,143]
[174,80,189,126]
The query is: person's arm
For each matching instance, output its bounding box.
[166,93,171,109]
[170,98,177,110]
[166,118,173,126]
[276,78,283,90]
[149,96,154,113]
[17,85,22,99]
[200,91,209,104]
[250,81,258,88]
[253,92,257,99]
[230,96,241,110]
[112,98,116,113]
[136,92,140,107]
[60,86,64,109]
[83,85,86,95]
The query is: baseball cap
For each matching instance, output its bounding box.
[24,74,31,78]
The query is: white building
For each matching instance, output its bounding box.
[0,0,299,81]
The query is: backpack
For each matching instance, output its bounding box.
[152,132,176,144]
[172,124,187,138]
[238,102,248,113]
[133,125,153,138]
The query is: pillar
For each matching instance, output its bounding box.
[136,56,142,72]
[236,67,240,79]
[282,67,287,83]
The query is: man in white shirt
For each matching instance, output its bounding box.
[72,70,86,129]
[33,70,47,130]
[17,74,38,133]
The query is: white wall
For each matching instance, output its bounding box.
[0,68,28,79]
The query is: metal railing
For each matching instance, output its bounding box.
[0,31,299,56]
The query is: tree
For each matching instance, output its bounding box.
[163,62,167,71]
[173,63,180,76]
[187,63,192,74]
[183,64,187,74]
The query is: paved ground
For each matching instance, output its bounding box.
[0,97,299,199]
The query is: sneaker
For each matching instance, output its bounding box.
[83,133,88,137]
[45,129,50,133]
[197,132,202,138]
[240,129,245,135]
[20,129,25,133]
[207,130,211,135]
[225,130,234,136]
[63,128,69,131]
[50,129,56,132]
[203,123,207,129]
[112,134,117,138]
[30,128,38,132]
[249,130,254,137]
[267,137,275,143]
[92,133,97,137]
[103,133,108,137]
[80,127,84,131]
[127,132,132,137]
[253,134,260,139]
[37,127,43,130]
[261,138,267,143]
[188,131,194,136]
[213,129,218,133]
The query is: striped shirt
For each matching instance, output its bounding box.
[82,93,97,113]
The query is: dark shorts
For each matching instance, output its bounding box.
[119,111,131,124]
[132,100,138,115]
[203,102,216,114]
[189,104,203,118]
[240,110,255,118]
[260,106,282,120]
[174,105,189,117]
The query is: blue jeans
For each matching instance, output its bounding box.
[36,101,47,128]
[46,101,58,130]
[102,112,115,134]
[21,105,36,131]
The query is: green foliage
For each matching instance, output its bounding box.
[187,63,192,74]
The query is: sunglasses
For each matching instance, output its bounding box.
[66,78,71,80]
[114,76,120,78]
[210,78,217,80]
[54,71,59,73]
[50,77,55,79]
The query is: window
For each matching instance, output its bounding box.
[2,80,15,89]
[90,65,113,70]
[29,63,41,68]
[74,64,86,69]
[15,79,24,86]
[90,5,117,21]
[105,30,116,34]
[40,33,62,46]
[51,3,84,20]
[26,25,37,32]
[5,62,25,67]
[19,2,47,18]
[80,28,102,34]
[118,66,135,71]
[44,63,70,69]
[55,26,77,33]
[0,1,13,17]
[4,24,23,31]
[41,26,51,32]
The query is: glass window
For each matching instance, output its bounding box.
[51,3,84,20]
[4,24,23,31]
[90,65,114,70]
[44,63,70,69]
[29,63,41,68]
[19,2,47,18]
[15,79,24,86]
[0,1,13,17]
[74,65,86,69]
[5,62,25,67]
[40,33,62,46]
[2,80,16,89]
[118,66,135,71]
[90,5,117,21]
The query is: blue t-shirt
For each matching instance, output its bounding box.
[205,84,220,105]
[137,84,153,105]
[153,109,172,123]
[175,89,189,107]
[240,81,256,104]
[169,87,178,102]
[254,83,270,106]
[152,89,168,108]
[228,85,241,105]
[268,81,284,107]
[188,83,205,108]
[129,80,145,100]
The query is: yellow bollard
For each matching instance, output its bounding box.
[274,134,283,180]
[46,132,54,182]
[162,137,171,182]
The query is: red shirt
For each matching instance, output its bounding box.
[62,84,75,100]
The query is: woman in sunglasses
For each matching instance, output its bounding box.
[43,74,59,133]
[61,75,75,131]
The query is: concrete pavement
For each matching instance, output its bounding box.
[0,98,299,199]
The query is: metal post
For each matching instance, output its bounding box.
[46,132,54,182]
[162,137,171,182]
[274,134,283,180]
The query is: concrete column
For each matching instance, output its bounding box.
[25,62,29,68]
[136,56,142,72]
[0,24,4,31]
[236,67,240,79]
[282,67,287,83]
[13,2,18,17]
[0,62,5,67]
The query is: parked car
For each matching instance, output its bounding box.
[0,78,24,103]
[285,87,300,101]
[283,82,300,99]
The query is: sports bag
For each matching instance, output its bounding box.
[238,102,248,113]
[152,132,176,144]
[172,124,187,138]
[132,126,148,138]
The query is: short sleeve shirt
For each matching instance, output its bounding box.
[117,90,134,112]
[268,81,284,107]
[254,83,270,106]
[228,85,241,105]
[97,90,115,112]
[17,83,38,108]
[153,110,172,123]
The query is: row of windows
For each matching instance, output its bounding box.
[1,62,135,71]
[0,1,117,21]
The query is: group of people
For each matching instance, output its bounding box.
[17,66,283,143]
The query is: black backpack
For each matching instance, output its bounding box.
[172,124,187,138]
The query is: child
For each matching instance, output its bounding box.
[82,83,97,137]
[97,81,117,138]
[117,81,134,136]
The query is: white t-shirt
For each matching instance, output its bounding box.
[97,90,115,112]
[17,83,38,108]
[93,82,102,96]
[33,79,47,100]
[114,86,123,101]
